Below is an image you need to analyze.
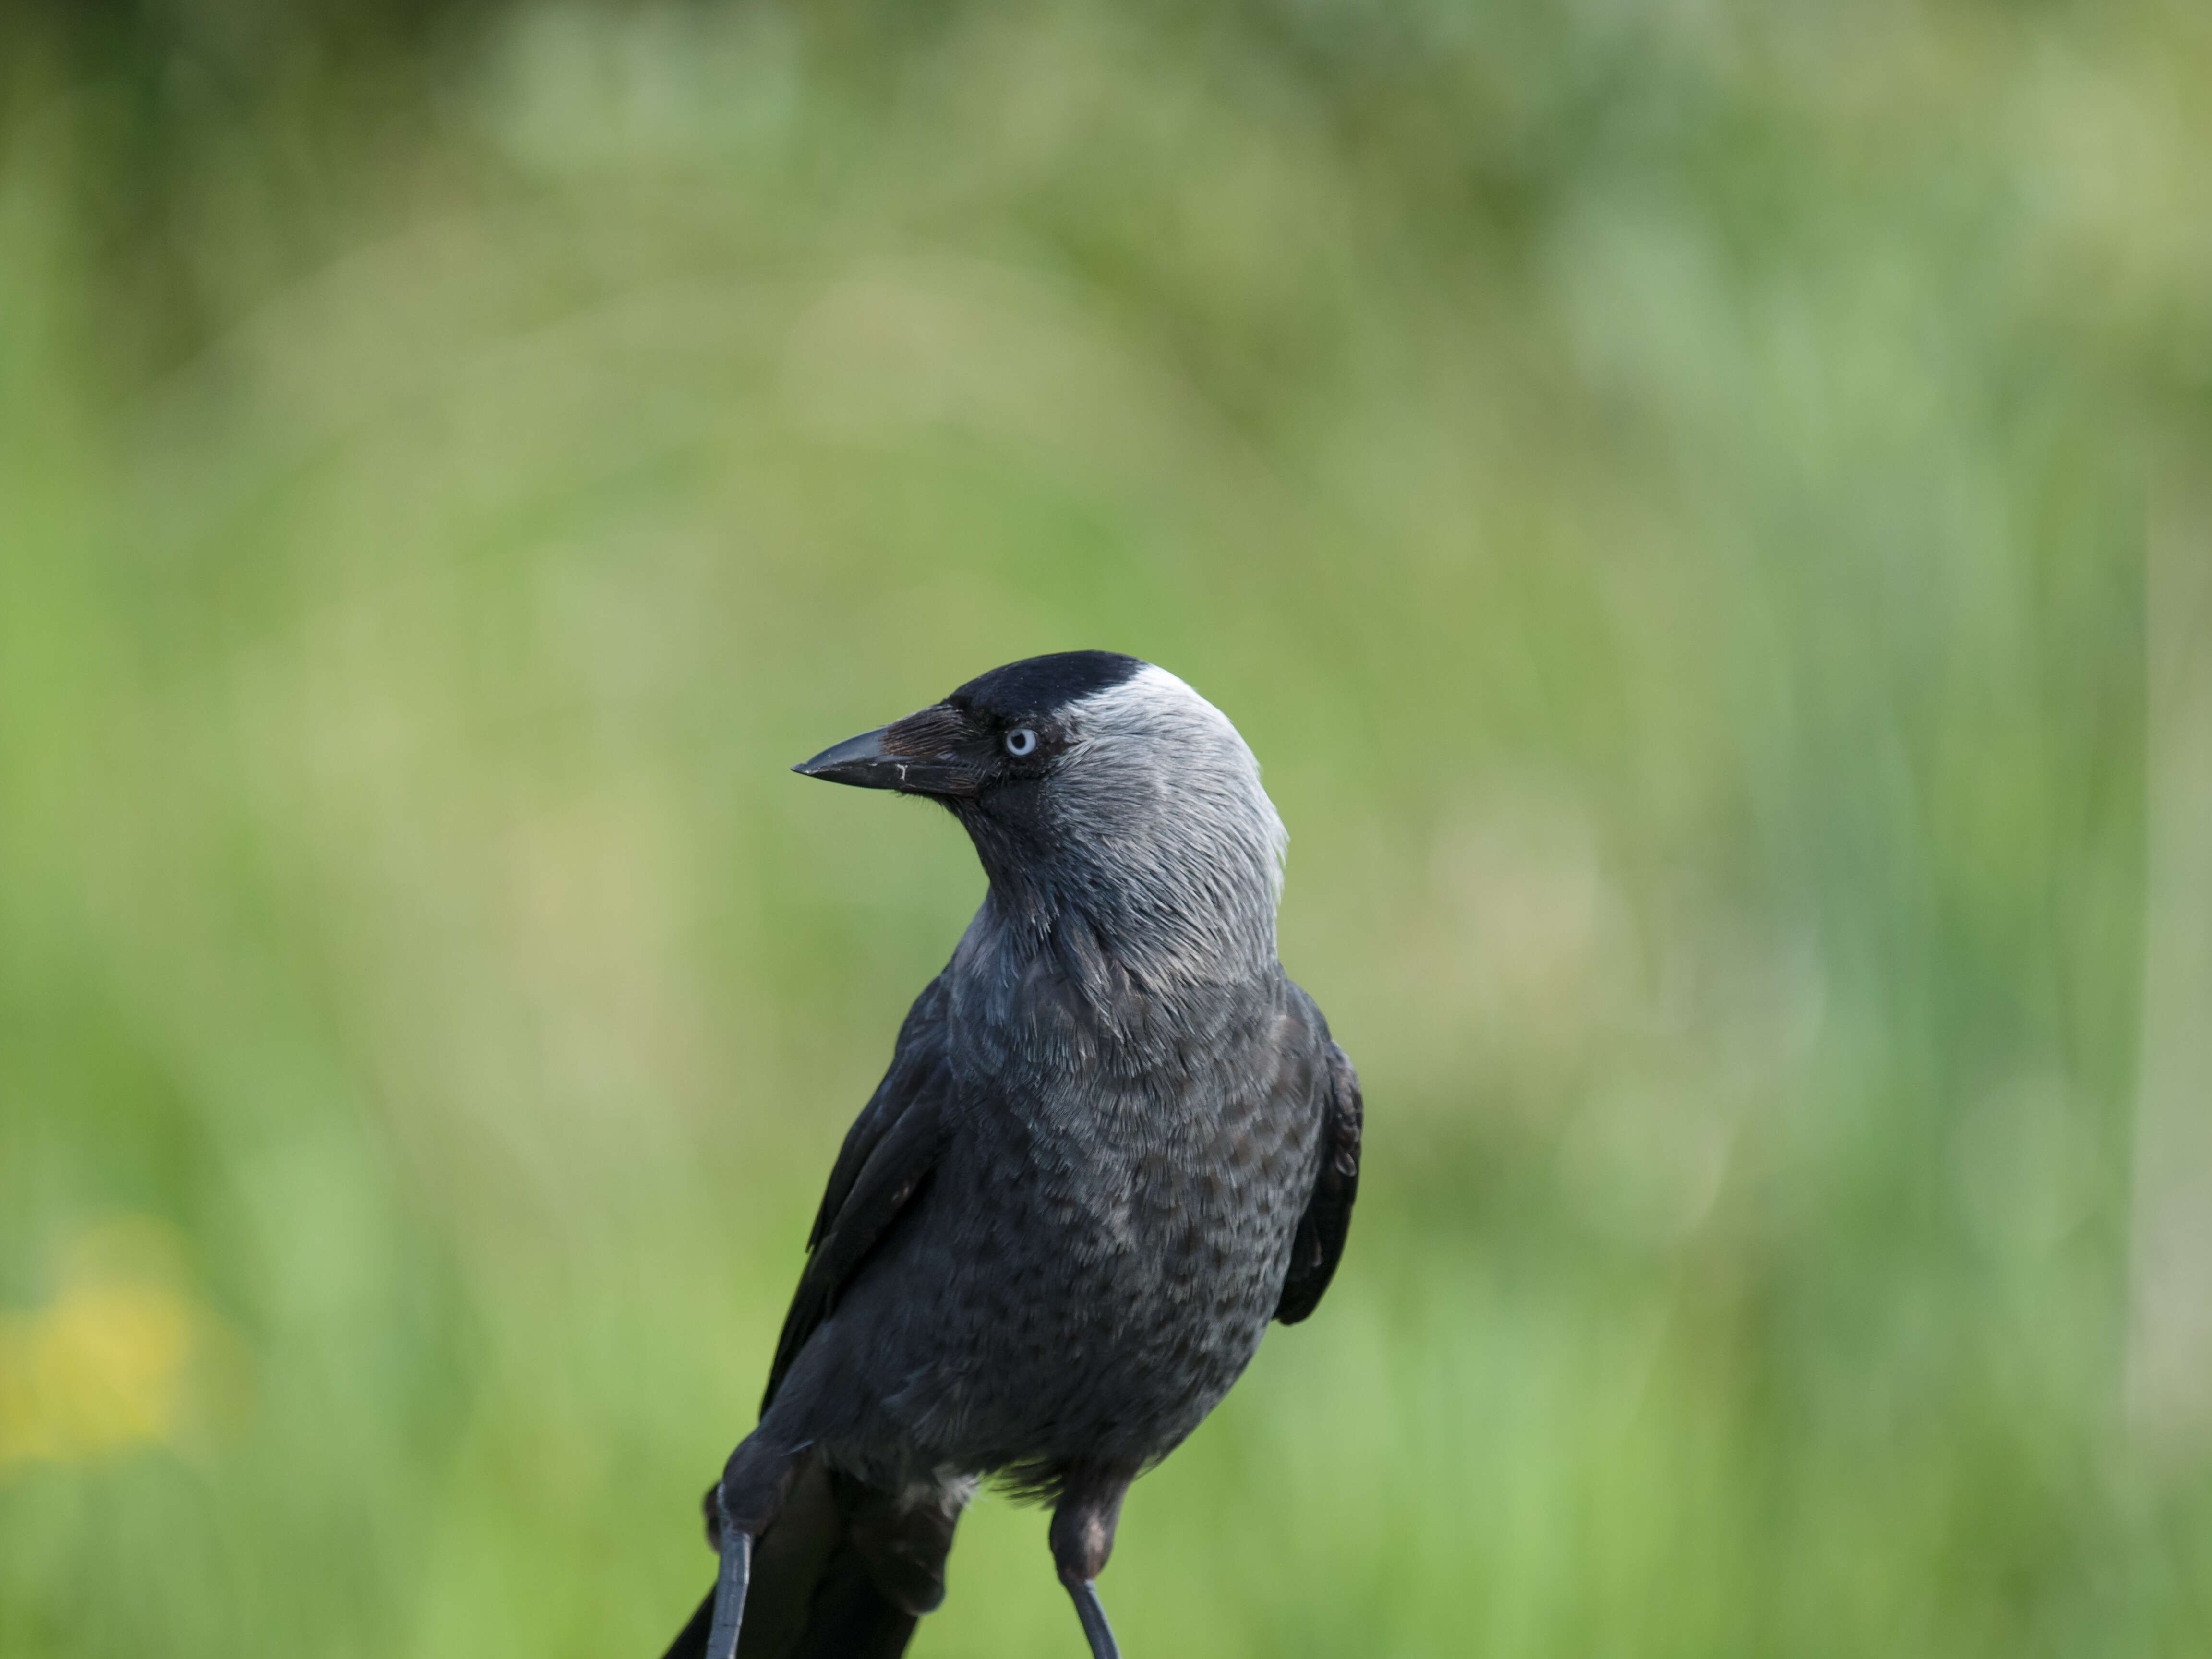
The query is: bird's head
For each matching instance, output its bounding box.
[794,651,1287,981]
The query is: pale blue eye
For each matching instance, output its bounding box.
[1005,728,1038,757]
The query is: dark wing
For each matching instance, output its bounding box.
[761,976,953,1414]
[1274,1025,1362,1326]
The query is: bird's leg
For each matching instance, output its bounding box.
[705,1521,750,1659]
[1050,1464,1136,1659]
[1065,1579,1120,1659]
[698,1436,801,1659]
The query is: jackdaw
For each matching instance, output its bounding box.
[661,650,1362,1659]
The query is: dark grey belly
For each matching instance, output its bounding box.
[806,1069,1320,1482]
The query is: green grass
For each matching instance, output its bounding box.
[1,2,2206,1654]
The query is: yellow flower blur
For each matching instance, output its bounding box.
[0,1222,206,1472]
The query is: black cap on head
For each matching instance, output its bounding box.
[947,652,1144,723]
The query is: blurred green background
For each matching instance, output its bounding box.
[2,1,2208,1654]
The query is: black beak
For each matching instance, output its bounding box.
[793,705,980,795]
[792,727,908,790]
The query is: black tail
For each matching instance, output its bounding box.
[661,1590,715,1659]
[660,1456,953,1659]
[658,1559,912,1659]
[781,1547,916,1659]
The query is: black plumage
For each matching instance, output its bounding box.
[664,652,1361,1659]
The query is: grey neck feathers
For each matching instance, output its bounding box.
[952,669,1287,997]
[962,813,1281,992]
